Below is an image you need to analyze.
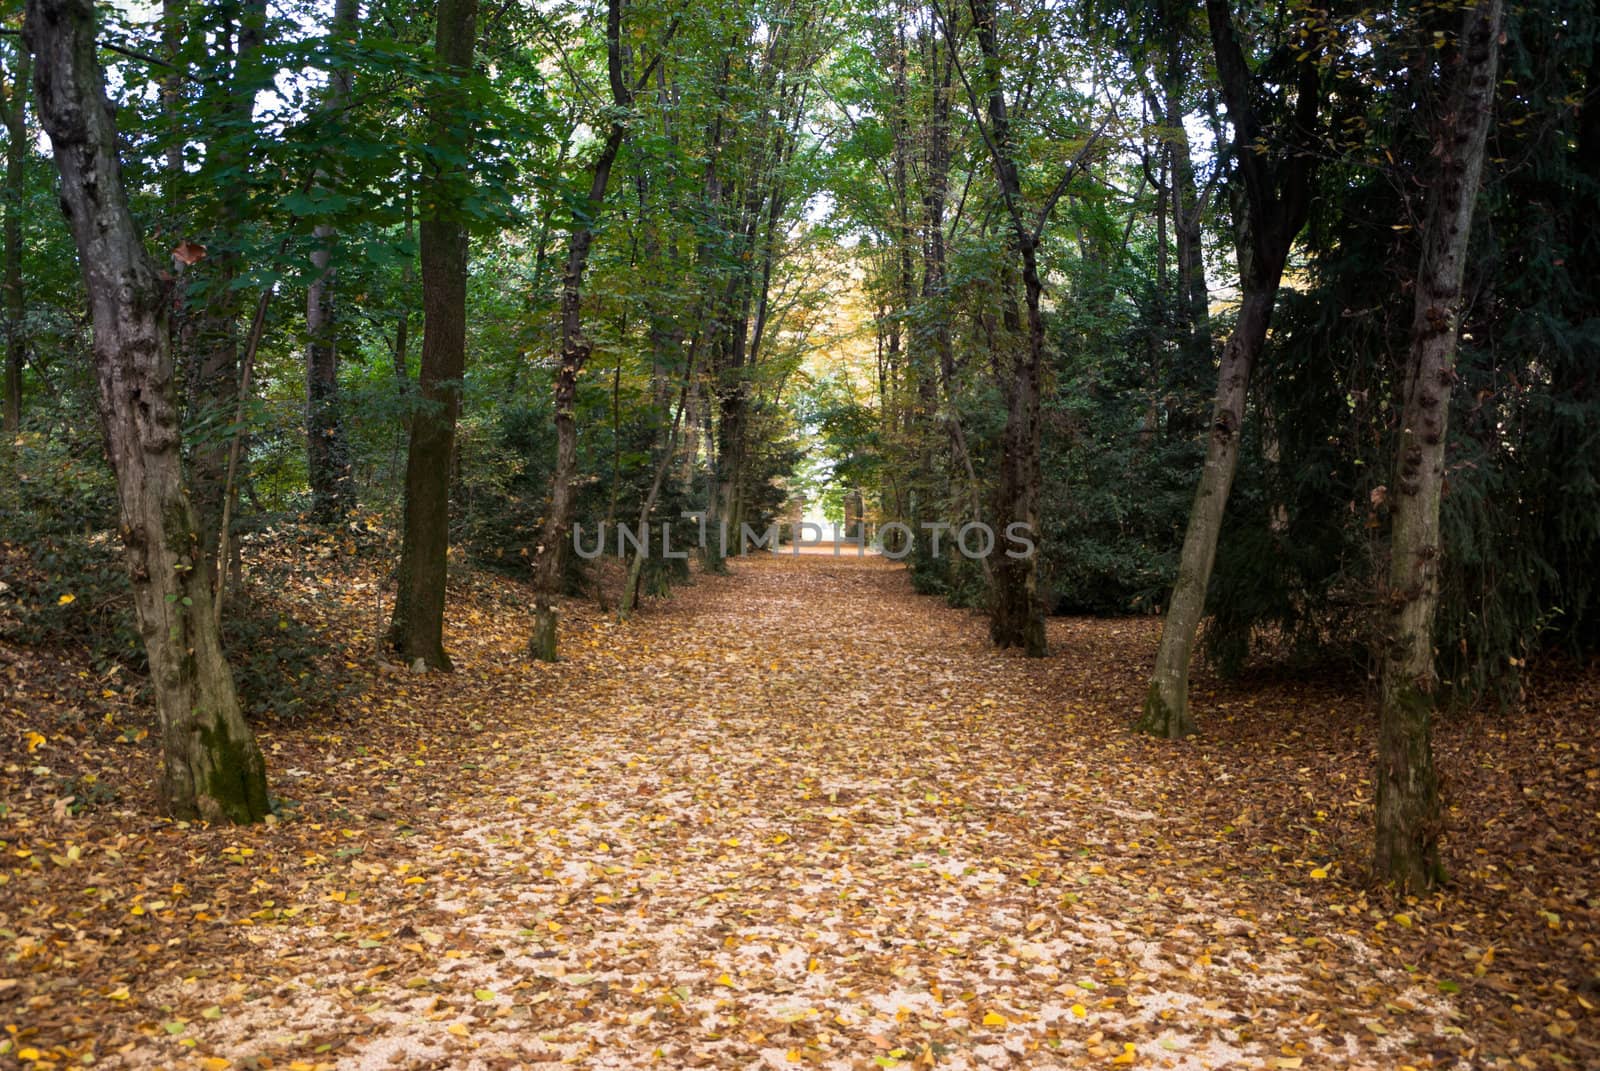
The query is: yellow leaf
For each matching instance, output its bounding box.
[199,1060,231,1071]
[17,1048,41,1062]
[328,890,348,903]
[58,593,75,605]
[1070,1003,1087,1018]
[24,731,45,752]
[1309,868,1328,880]
[1276,1060,1305,1069]
[447,1023,469,1037]
[290,1063,315,1071]
[1112,1042,1137,1065]
[1395,913,1413,929]
[107,985,130,1000]
[716,973,735,987]
[473,989,496,1001]
[982,1011,1008,1027]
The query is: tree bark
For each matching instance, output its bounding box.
[921,28,985,545]
[1,38,28,434]
[529,0,638,660]
[305,0,360,524]
[393,180,413,392]
[1138,283,1275,737]
[189,0,266,590]
[699,18,811,561]
[388,0,478,670]
[619,339,698,618]
[1159,0,1210,353]
[1138,0,1323,736]
[967,0,1045,656]
[160,0,183,177]
[26,0,269,822]
[1376,0,1501,893]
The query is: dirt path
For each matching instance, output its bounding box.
[4,556,1516,1069]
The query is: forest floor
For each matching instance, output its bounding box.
[2,549,1597,1070]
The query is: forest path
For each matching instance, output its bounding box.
[21,557,1479,1070]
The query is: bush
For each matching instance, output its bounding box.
[1,434,354,723]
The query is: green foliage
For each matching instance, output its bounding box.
[223,589,361,724]
[0,433,354,723]
[0,431,133,670]
[7,0,1592,726]
[1202,0,1600,695]
[1039,259,1207,616]
[458,395,556,573]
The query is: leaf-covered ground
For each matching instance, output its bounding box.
[3,553,1597,1069]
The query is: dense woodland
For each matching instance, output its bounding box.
[1,0,1599,1061]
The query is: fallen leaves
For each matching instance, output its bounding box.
[0,550,1595,1069]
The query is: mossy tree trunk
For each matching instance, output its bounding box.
[1375,0,1502,894]
[27,0,268,823]
[389,0,478,671]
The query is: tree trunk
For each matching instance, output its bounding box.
[1,39,28,434]
[529,0,635,660]
[160,0,184,177]
[1376,0,1501,893]
[1138,283,1275,736]
[189,0,266,590]
[887,14,912,412]
[967,0,1045,655]
[703,20,807,562]
[393,181,413,392]
[921,29,986,545]
[619,340,698,619]
[305,0,359,524]
[1137,0,1324,735]
[27,0,269,823]
[388,0,478,671]
[1160,0,1210,353]
[989,237,1046,655]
